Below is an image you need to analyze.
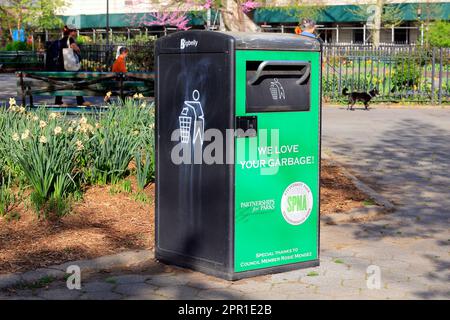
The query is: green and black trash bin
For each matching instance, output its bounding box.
[155,31,322,280]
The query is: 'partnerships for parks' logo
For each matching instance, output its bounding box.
[180,39,198,50]
[281,182,313,226]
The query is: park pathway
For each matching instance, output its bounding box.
[0,99,449,299]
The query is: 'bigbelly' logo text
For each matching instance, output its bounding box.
[281,182,313,225]
[180,39,198,50]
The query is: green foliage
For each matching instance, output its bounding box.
[5,41,31,51]
[346,2,404,28]
[5,109,80,218]
[0,0,66,40]
[391,54,422,91]
[134,148,155,191]
[0,173,21,218]
[0,97,155,220]
[83,98,154,185]
[425,21,450,48]
[110,180,132,195]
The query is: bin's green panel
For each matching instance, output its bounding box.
[234,50,321,273]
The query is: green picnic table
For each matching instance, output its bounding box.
[16,71,155,107]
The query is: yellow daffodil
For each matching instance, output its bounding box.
[39,120,47,128]
[21,130,30,140]
[49,113,60,120]
[75,140,84,151]
[54,126,62,135]
[39,136,48,144]
[79,117,88,125]
[12,133,19,142]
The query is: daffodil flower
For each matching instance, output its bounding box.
[39,136,48,144]
[21,130,30,140]
[79,117,88,125]
[75,140,84,151]
[54,126,62,135]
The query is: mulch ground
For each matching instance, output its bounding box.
[0,160,369,275]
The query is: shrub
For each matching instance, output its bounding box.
[425,21,450,48]
[391,54,422,92]
[5,41,31,51]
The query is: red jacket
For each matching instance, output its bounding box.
[112,56,127,73]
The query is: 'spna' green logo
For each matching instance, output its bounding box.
[288,195,308,212]
[281,182,313,226]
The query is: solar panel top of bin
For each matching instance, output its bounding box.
[155,31,321,54]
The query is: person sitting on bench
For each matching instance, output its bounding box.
[112,47,129,73]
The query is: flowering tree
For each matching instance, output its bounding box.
[126,0,261,32]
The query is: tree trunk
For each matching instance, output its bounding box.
[372,0,383,47]
[220,0,259,32]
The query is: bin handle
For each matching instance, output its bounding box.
[248,60,311,86]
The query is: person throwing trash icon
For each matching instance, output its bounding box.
[179,90,205,146]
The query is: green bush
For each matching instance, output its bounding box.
[391,54,422,92]
[426,21,450,48]
[5,41,31,51]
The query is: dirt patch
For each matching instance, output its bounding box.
[0,177,154,275]
[320,160,369,214]
[0,160,369,275]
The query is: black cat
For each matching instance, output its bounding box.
[342,88,379,111]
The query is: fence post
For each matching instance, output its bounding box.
[363,24,366,45]
[431,48,435,104]
[336,25,339,43]
[438,48,443,104]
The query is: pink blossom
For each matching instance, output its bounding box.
[241,0,260,13]
[140,12,191,31]
[203,0,213,10]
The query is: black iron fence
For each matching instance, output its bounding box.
[79,42,155,72]
[2,43,449,104]
[323,45,450,104]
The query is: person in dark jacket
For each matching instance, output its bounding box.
[54,25,89,106]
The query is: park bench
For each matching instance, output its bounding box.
[0,51,44,71]
[16,71,155,107]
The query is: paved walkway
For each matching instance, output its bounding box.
[1,102,449,299]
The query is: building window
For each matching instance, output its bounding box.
[318,29,332,43]
[394,28,409,44]
[353,29,364,43]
